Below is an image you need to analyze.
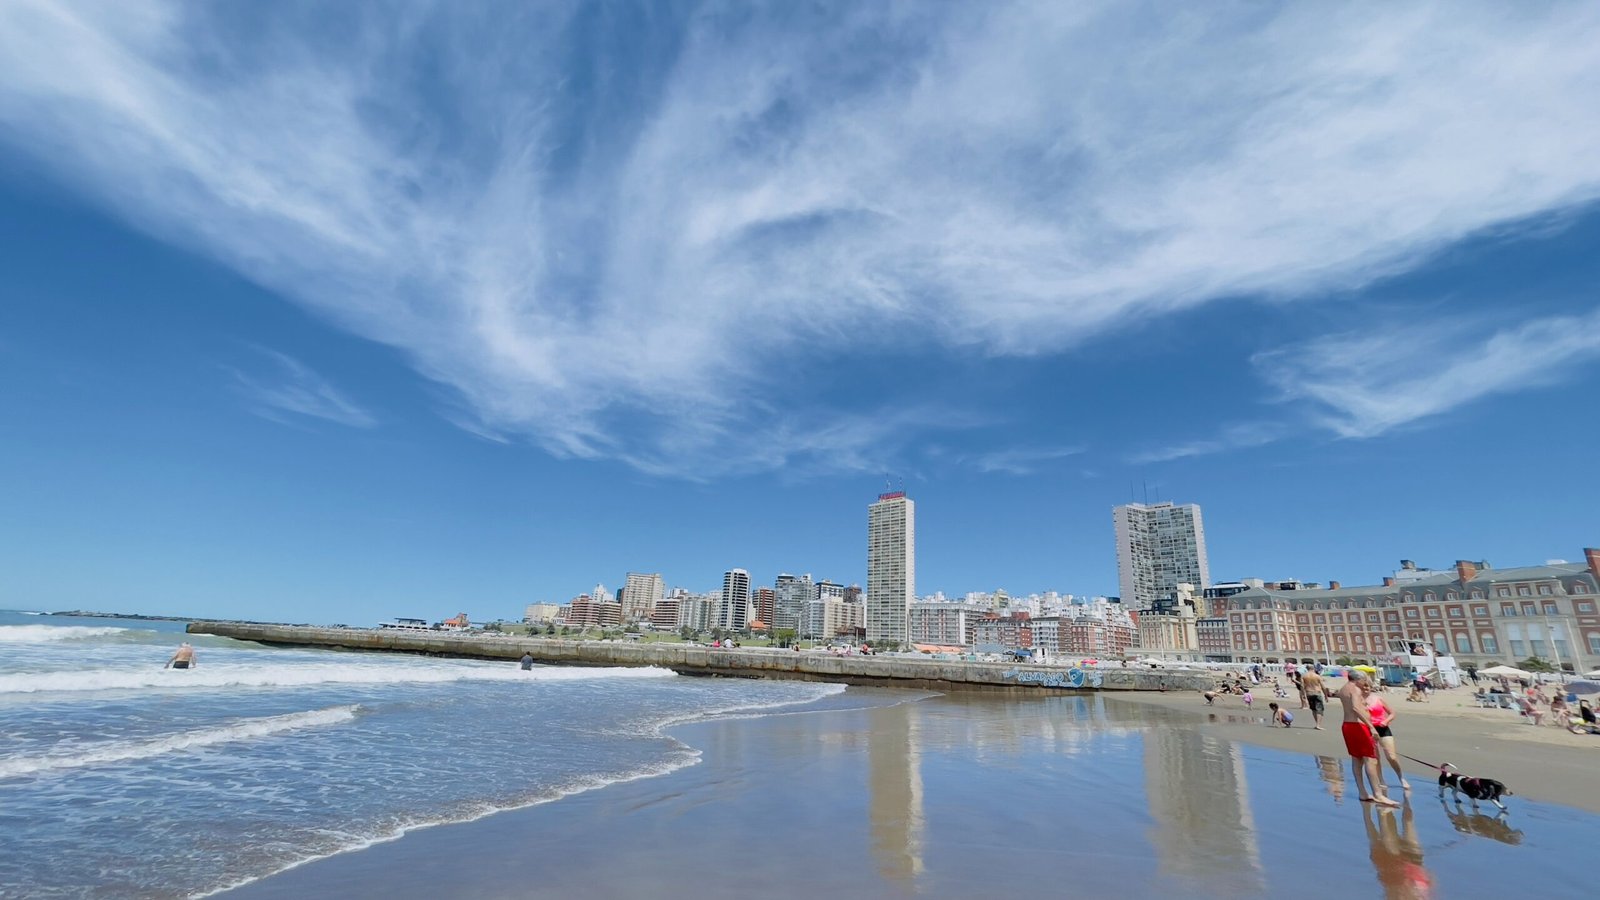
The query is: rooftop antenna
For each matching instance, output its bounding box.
[1142,479,1149,504]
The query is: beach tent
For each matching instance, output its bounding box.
[1480,665,1533,679]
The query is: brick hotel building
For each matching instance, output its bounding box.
[1214,550,1600,672]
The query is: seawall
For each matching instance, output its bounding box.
[186,622,1211,694]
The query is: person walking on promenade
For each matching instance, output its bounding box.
[1365,680,1410,791]
[1302,668,1326,729]
[1337,670,1399,807]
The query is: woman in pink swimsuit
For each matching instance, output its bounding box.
[1366,686,1410,791]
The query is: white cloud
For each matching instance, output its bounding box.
[2,2,1599,475]
[971,445,1087,476]
[1127,424,1280,465]
[1257,307,1600,439]
[230,350,376,429]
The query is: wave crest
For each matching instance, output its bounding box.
[0,625,131,643]
[0,705,360,779]
[0,663,677,695]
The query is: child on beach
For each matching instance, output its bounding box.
[1269,702,1293,727]
[1242,688,1254,709]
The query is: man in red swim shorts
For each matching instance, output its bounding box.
[1337,670,1399,807]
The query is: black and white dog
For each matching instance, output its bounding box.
[1438,762,1512,811]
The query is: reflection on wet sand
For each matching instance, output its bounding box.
[867,702,924,886]
[1363,802,1434,900]
[1143,727,1263,894]
[1317,755,1347,805]
[1439,801,1523,845]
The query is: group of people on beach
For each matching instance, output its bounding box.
[1207,665,1410,806]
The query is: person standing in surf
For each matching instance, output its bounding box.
[1337,670,1398,807]
[165,642,197,669]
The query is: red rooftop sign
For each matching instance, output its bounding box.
[877,491,906,501]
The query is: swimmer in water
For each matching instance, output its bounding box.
[165,642,196,669]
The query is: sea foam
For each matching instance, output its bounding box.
[0,705,360,779]
[0,625,131,643]
[0,662,677,695]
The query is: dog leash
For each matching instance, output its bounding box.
[1400,753,1442,769]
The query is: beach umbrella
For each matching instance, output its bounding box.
[1583,670,1600,680]
[1480,665,1533,678]
[1566,680,1600,696]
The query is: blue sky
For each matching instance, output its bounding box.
[3,1,1600,624]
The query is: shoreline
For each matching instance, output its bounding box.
[1104,686,1600,812]
[221,685,1600,900]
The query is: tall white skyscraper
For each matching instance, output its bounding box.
[1113,501,1210,610]
[620,572,665,621]
[867,491,915,645]
[719,568,751,631]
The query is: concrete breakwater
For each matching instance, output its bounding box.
[187,622,1210,694]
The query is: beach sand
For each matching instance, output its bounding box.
[224,687,1600,899]
[1107,681,1600,812]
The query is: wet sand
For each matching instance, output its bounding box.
[1106,683,1600,812]
[226,688,1600,899]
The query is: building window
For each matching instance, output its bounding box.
[1578,601,1596,614]
[1510,639,1525,656]
[1538,584,1552,596]
[1522,603,1537,616]
[1425,607,1440,618]
[1432,634,1448,653]
[1472,605,1489,617]
[1425,592,1436,602]
[1481,634,1499,654]
[1589,633,1600,654]
[1518,585,1532,597]
[1542,602,1559,615]
[1367,613,1381,623]
[1470,591,1484,599]
[1501,603,1517,617]
[1454,633,1471,653]
[1446,591,1458,601]
[1496,587,1511,597]
[1575,584,1590,595]
[1530,639,1548,657]
[1405,608,1419,618]
[1331,613,1343,624]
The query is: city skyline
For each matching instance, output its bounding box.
[3,4,1600,625]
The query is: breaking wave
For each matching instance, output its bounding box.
[0,625,131,643]
[0,705,360,779]
[0,663,677,695]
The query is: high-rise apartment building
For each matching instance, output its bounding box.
[867,491,915,645]
[719,568,752,631]
[620,572,666,622]
[1113,501,1210,611]
[773,573,816,632]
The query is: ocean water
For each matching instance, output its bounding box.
[0,611,846,898]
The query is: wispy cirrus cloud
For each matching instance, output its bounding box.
[2,2,1599,475]
[229,350,376,429]
[1127,424,1280,465]
[1257,307,1600,439]
[970,445,1087,476]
